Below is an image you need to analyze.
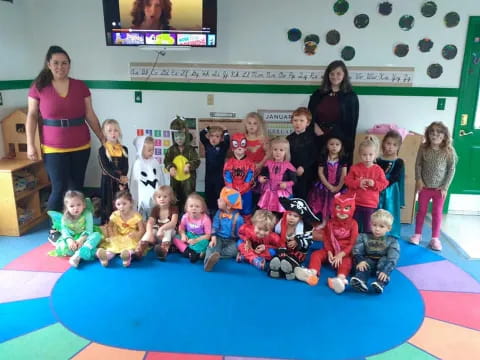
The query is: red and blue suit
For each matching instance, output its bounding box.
[223,134,256,216]
[237,223,284,267]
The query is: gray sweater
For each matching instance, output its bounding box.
[415,146,456,191]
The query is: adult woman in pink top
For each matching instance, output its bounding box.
[26,46,104,241]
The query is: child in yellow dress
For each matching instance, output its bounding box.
[96,190,145,267]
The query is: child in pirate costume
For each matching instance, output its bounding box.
[164,116,200,212]
[223,133,256,217]
[295,192,359,294]
[98,119,129,223]
[268,197,320,280]
[204,187,244,272]
[130,135,164,219]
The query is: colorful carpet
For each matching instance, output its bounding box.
[1,223,480,360]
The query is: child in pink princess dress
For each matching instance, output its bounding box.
[257,136,297,214]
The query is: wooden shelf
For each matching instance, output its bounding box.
[18,213,48,236]
[15,183,51,201]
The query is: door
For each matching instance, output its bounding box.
[450,16,480,195]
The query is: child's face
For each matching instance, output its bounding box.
[272,143,287,161]
[115,197,132,213]
[233,146,246,159]
[383,137,400,157]
[173,131,186,146]
[286,211,301,226]
[253,225,269,238]
[245,117,259,135]
[360,145,376,167]
[142,142,154,159]
[208,131,222,146]
[155,191,170,207]
[327,138,342,155]
[428,126,445,147]
[291,115,310,134]
[217,198,227,211]
[186,199,204,217]
[371,219,391,238]
[104,124,120,143]
[66,197,85,217]
[329,67,345,89]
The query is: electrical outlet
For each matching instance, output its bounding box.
[437,97,446,110]
[135,91,142,103]
[207,94,214,105]
[0,92,3,106]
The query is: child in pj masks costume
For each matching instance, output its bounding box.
[223,133,256,216]
[164,116,200,211]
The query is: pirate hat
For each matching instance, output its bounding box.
[279,197,321,224]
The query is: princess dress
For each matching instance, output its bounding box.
[257,160,296,212]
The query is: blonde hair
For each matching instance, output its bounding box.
[371,209,394,228]
[269,136,291,162]
[423,121,457,161]
[102,119,123,141]
[144,136,154,145]
[63,190,86,220]
[251,210,277,231]
[154,185,177,205]
[243,112,267,138]
[358,135,380,156]
[185,193,207,213]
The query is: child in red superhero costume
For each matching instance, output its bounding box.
[223,133,256,216]
[236,210,283,270]
[295,193,358,294]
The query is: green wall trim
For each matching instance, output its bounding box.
[0,79,459,97]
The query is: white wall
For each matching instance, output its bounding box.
[0,0,473,187]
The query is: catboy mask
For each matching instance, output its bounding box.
[333,193,356,221]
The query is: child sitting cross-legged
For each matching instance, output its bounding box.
[236,210,283,271]
[204,187,245,272]
[350,209,400,294]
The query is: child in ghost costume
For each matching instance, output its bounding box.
[130,135,165,219]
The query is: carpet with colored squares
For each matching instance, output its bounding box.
[1,222,480,360]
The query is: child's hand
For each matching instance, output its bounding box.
[328,251,334,264]
[187,238,196,245]
[120,175,129,185]
[377,272,389,282]
[258,176,268,184]
[296,166,305,176]
[440,189,447,198]
[368,179,375,187]
[244,241,251,251]
[169,167,177,177]
[357,261,369,271]
[184,164,190,174]
[181,234,188,243]
[255,244,266,254]
[69,240,78,251]
[76,236,87,247]
[156,228,165,239]
[287,239,297,249]
[331,251,345,268]
[279,182,287,189]
[209,237,217,248]
[416,179,424,192]
[359,179,369,190]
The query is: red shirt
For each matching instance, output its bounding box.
[344,163,388,208]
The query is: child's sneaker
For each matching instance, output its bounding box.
[252,257,266,271]
[204,252,220,272]
[371,281,384,294]
[189,249,200,263]
[268,257,281,278]
[328,277,348,294]
[409,234,421,245]
[48,230,61,246]
[69,254,81,268]
[429,237,442,251]
[280,259,295,280]
[294,267,318,286]
[120,250,131,267]
[236,252,245,263]
[154,244,167,261]
[96,248,109,267]
[350,276,368,292]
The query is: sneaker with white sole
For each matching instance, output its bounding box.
[409,234,421,245]
[429,237,442,251]
[204,252,220,272]
[371,281,384,294]
[350,276,368,292]
[328,277,348,294]
[120,250,131,267]
[294,267,318,286]
[69,254,81,268]
[96,248,109,267]
[268,257,281,278]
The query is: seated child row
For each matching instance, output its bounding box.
[49,186,399,295]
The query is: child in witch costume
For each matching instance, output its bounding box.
[295,192,358,294]
[130,135,164,219]
[204,187,244,272]
[164,116,200,212]
[223,133,256,217]
[268,197,320,279]
[98,119,129,223]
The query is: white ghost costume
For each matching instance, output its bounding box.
[130,136,166,219]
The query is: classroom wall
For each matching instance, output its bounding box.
[0,0,476,190]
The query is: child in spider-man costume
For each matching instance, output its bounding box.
[295,192,358,294]
[223,133,256,216]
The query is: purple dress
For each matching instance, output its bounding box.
[257,160,297,212]
[308,158,347,219]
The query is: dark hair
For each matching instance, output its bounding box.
[382,130,403,155]
[114,190,133,203]
[131,0,172,29]
[33,46,71,91]
[320,60,353,94]
[321,134,345,159]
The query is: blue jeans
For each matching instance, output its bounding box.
[204,236,237,264]
[43,148,91,212]
[353,257,390,287]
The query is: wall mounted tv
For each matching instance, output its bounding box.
[102,0,217,48]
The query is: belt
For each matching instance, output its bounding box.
[42,117,85,127]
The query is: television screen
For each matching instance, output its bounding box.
[102,0,217,47]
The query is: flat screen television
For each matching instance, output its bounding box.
[102,0,217,48]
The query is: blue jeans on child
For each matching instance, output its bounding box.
[204,236,238,264]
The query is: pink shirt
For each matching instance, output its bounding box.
[179,213,212,235]
[28,78,91,149]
